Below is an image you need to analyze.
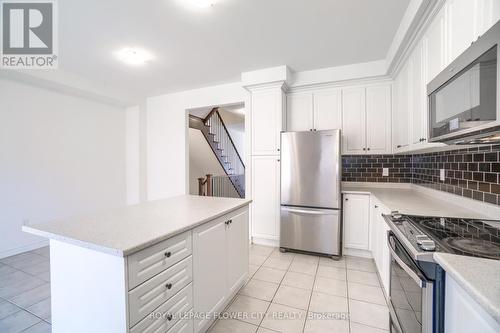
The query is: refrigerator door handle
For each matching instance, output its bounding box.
[281,207,338,215]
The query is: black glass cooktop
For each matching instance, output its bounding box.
[406,215,500,260]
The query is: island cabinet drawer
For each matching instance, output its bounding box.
[129,256,193,327]
[128,231,192,289]
[130,283,193,333]
[166,314,194,333]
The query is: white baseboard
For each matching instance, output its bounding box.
[252,237,279,247]
[0,240,49,259]
[343,247,373,258]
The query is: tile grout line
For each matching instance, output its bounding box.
[257,248,293,332]
[301,255,319,333]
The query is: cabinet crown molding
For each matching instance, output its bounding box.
[242,80,289,93]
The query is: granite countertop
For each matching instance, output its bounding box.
[342,182,497,219]
[434,253,500,324]
[23,195,251,257]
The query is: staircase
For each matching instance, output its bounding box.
[189,108,245,198]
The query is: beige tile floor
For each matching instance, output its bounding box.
[0,245,389,333]
[209,245,390,333]
[0,247,51,333]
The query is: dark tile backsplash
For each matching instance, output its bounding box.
[342,144,500,206]
[342,154,413,183]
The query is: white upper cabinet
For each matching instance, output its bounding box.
[286,89,342,132]
[447,0,476,62]
[313,89,342,130]
[410,41,426,145]
[342,87,366,154]
[342,85,392,154]
[251,88,284,155]
[393,63,410,151]
[366,85,392,154]
[286,93,313,131]
[476,0,500,36]
[424,7,447,83]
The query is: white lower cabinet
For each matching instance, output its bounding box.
[193,208,249,333]
[226,210,250,295]
[445,274,500,333]
[343,194,370,251]
[370,197,391,296]
[343,192,391,296]
[192,219,227,332]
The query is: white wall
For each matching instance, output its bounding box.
[0,78,127,258]
[126,106,140,205]
[146,82,248,200]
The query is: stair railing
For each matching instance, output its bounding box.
[204,108,245,197]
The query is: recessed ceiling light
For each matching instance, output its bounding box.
[180,0,217,9]
[115,48,153,66]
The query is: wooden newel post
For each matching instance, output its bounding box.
[198,177,205,196]
[206,174,213,196]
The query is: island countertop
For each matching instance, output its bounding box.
[434,253,500,324]
[23,195,252,257]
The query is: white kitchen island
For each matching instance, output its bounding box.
[23,195,251,333]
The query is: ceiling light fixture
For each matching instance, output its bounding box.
[115,48,153,66]
[181,0,216,9]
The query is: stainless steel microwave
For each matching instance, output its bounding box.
[427,20,500,144]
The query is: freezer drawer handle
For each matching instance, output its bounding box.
[281,207,338,215]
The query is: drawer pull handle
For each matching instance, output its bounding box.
[164,251,171,258]
[166,314,173,321]
[165,283,173,290]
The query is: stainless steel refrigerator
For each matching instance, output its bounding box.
[280,129,341,257]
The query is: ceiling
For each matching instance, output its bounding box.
[7,0,410,105]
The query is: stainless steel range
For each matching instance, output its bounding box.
[383,212,500,333]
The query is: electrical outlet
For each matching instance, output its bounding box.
[440,169,445,181]
[382,168,389,177]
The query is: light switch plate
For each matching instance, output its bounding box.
[440,169,445,181]
[382,168,389,177]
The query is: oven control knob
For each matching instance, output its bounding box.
[415,235,429,245]
[420,240,436,251]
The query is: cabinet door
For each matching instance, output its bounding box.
[475,0,500,37]
[379,219,391,296]
[251,89,283,155]
[251,156,280,240]
[286,93,313,131]
[366,85,392,154]
[343,194,370,250]
[370,200,381,269]
[342,87,366,154]
[393,63,410,151]
[410,42,426,145]
[226,209,249,295]
[193,220,227,333]
[313,89,342,130]
[447,0,475,62]
[424,7,447,83]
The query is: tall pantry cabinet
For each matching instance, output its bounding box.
[248,83,286,245]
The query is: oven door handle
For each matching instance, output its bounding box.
[387,234,427,288]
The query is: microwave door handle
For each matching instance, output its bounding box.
[387,234,427,288]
